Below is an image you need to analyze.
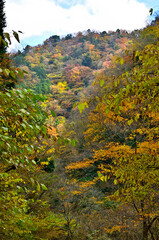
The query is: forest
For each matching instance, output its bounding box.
[0,1,159,239]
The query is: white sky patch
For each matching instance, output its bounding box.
[5,0,149,50]
[85,0,149,31]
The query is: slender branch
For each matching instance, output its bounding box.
[5,165,16,172]
[147,216,159,232]
[132,199,139,214]
[148,227,155,240]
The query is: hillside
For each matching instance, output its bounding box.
[13,29,134,119]
[3,18,158,239]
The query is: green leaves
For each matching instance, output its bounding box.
[78,103,85,113]
[78,102,88,113]
[41,183,48,191]
[98,173,108,182]
[13,30,20,43]
[120,58,124,66]
[0,88,48,167]
[3,68,10,77]
[127,119,133,126]
[37,182,41,192]
[10,70,16,79]
[0,31,59,240]
[36,182,48,191]
[100,79,104,87]
[0,31,22,46]
[105,108,109,114]
[114,179,118,185]
[67,138,76,146]
[4,32,11,44]
[51,110,57,117]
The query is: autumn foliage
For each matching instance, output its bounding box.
[1,12,159,240]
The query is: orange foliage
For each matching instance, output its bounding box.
[47,126,58,138]
[116,37,128,49]
[66,159,94,171]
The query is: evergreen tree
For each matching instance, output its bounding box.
[0,0,7,54]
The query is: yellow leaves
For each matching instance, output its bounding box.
[71,190,81,195]
[85,103,127,143]
[47,148,55,154]
[99,174,108,182]
[114,179,118,185]
[90,50,101,61]
[57,81,68,93]
[94,200,103,204]
[105,225,124,234]
[138,141,159,155]
[78,102,89,113]
[37,182,41,192]
[120,98,136,113]
[16,131,23,137]
[79,180,96,188]
[133,127,158,137]
[58,116,66,124]
[127,119,133,126]
[120,58,124,66]
[30,63,36,68]
[93,148,109,160]
[46,73,63,79]
[95,72,107,85]
[134,113,140,122]
[3,68,10,77]
[41,162,49,165]
[93,143,132,160]
[66,159,94,171]
[42,140,48,145]
[100,79,104,87]
[47,126,58,137]
[41,99,49,110]
[148,111,159,121]
[70,180,96,196]
[115,115,124,122]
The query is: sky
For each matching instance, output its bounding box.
[5,0,159,51]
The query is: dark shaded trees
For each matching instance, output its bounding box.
[0,0,7,54]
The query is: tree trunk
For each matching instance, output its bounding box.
[143,217,149,240]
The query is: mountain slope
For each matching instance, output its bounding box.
[13,29,133,119]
